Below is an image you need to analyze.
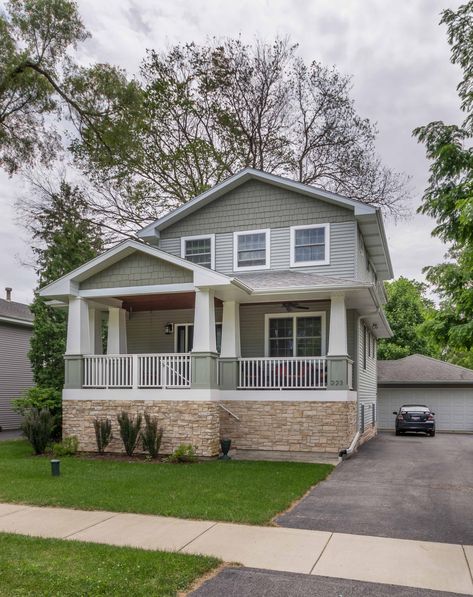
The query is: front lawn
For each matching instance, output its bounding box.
[0,532,219,596]
[0,441,333,525]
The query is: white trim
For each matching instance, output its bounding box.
[180,234,216,270]
[63,387,357,402]
[220,389,357,402]
[80,283,195,298]
[233,228,271,272]
[290,223,330,267]
[64,388,222,401]
[264,311,327,357]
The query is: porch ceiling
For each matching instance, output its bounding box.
[119,292,223,312]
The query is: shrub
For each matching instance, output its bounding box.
[21,408,54,455]
[93,418,113,454]
[52,436,79,457]
[117,411,142,457]
[13,386,62,440]
[141,414,163,459]
[168,444,198,464]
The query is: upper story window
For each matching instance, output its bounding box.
[290,224,330,267]
[181,234,215,269]
[233,229,270,271]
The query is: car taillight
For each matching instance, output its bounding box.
[427,414,434,420]
[397,415,404,420]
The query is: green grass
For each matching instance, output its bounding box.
[0,532,219,596]
[0,441,333,525]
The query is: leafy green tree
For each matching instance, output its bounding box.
[70,38,409,235]
[0,0,92,173]
[27,181,103,389]
[378,277,438,360]
[413,1,473,366]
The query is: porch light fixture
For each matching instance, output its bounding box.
[164,322,174,335]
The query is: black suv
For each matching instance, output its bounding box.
[393,405,436,437]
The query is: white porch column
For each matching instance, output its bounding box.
[192,288,217,353]
[107,306,128,354]
[88,307,103,355]
[220,301,240,358]
[327,294,348,356]
[66,297,90,355]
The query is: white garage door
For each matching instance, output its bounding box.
[378,387,473,432]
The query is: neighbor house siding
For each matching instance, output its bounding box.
[80,252,193,290]
[0,323,33,429]
[356,318,377,428]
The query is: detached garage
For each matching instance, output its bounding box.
[378,354,473,432]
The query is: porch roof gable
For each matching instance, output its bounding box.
[39,239,236,300]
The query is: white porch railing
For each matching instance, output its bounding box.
[83,354,191,389]
[238,357,327,389]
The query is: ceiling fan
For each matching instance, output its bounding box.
[281,302,310,312]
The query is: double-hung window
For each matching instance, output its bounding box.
[290,224,330,267]
[233,229,270,271]
[181,235,215,269]
[265,313,325,357]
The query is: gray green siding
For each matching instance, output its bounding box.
[80,252,192,290]
[127,302,357,362]
[0,323,33,429]
[160,180,354,238]
[159,179,357,279]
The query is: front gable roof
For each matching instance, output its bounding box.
[137,168,393,280]
[39,239,235,300]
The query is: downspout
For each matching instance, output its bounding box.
[338,311,377,460]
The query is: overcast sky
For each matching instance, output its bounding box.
[0,0,464,304]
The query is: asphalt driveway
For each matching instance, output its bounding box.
[277,432,473,544]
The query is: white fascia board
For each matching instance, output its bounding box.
[39,239,232,299]
[79,283,195,298]
[137,168,374,237]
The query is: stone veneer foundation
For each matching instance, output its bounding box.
[219,400,358,454]
[63,398,359,457]
[63,399,220,457]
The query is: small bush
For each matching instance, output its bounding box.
[141,414,163,459]
[13,386,62,440]
[52,436,79,457]
[168,444,198,464]
[117,411,142,457]
[93,418,113,454]
[21,408,54,455]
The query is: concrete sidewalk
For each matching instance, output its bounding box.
[0,503,472,595]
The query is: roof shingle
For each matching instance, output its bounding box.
[378,354,473,384]
[0,298,33,323]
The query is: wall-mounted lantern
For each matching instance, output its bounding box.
[164,322,174,335]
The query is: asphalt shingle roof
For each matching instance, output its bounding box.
[234,270,369,291]
[378,354,473,384]
[0,298,33,323]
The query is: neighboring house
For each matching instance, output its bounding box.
[39,168,393,457]
[378,354,473,432]
[0,288,34,430]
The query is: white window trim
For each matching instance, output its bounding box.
[233,228,271,272]
[264,311,326,357]
[174,321,222,353]
[181,234,215,270]
[290,223,330,267]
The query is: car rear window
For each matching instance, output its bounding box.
[400,406,429,413]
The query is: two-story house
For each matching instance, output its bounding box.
[40,169,393,458]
